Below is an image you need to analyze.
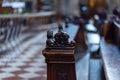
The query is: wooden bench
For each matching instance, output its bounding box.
[100,38,120,80]
[64,17,88,50]
[103,17,120,46]
[101,17,120,80]
[42,24,77,80]
[42,21,90,80]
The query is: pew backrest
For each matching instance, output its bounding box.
[65,23,79,42]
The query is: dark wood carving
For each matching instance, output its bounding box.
[46,30,54,47]
[46,24,75,50]
[104,16,120,46]
[43,24,76,80]
[54,24,69,46]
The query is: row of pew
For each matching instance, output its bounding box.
[43,6,120,80]
[101,8,120,80]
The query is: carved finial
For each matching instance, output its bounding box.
[58,24,63,32]
[46,30,54,48]
[70,41,75,47]
[54,24,69,47]
[46,24,75,50]
[47,30,53,39]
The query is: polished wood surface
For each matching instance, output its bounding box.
[43,49,76,80]
[42,25,77,80]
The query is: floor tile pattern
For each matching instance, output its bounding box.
[0,23,58,80]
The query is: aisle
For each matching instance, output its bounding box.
[0,23,58,80]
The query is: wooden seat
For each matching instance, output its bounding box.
[64,17,87,50]
[101,16,120,80]
[42,21,90,80]
[100,38,120,80]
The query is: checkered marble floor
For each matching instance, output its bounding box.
[0,23,59,80]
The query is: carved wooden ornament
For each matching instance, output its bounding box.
[46,24,75,50]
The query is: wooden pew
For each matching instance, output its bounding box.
[42,25,77,80]
[100,38,120,80]
[65,22,90,80]
[64,16,88,50]
[101,17,120,80]
[42,22,90,80]
[103,16,120,47]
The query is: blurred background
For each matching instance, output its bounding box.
[0,0,120,80]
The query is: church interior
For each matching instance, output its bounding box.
[0,0,120,80]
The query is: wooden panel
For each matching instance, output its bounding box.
[103,21,120,46]
[43,50,76,80]
[75,24,88,50]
